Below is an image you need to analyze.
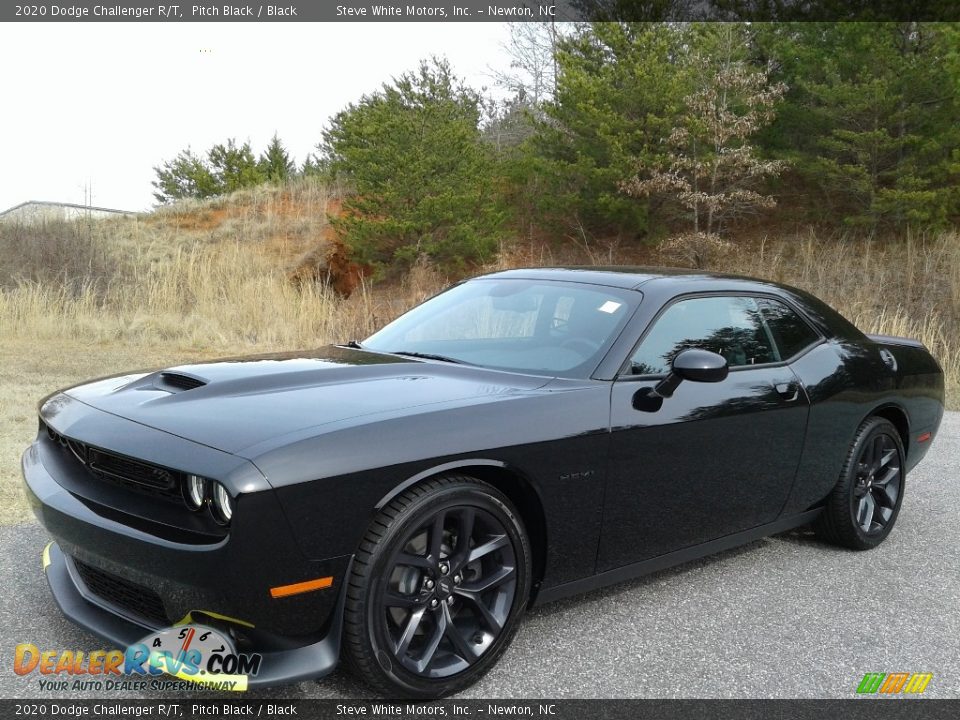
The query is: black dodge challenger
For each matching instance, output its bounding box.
[23,267,944,697]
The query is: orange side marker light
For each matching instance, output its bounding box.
[270,576,334,599]
[917,432,932,443]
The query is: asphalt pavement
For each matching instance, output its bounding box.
[1,412,957,699]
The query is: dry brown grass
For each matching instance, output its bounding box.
[146,177,337,255]
[0,242,412,349]
[0,187,957,524]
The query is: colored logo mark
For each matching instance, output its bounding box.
[857,672,933,694]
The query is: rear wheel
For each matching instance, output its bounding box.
[342,475,531,698]
[815,416,905,550]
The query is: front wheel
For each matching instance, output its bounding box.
[815,416,905,550]
[342,475,531,698]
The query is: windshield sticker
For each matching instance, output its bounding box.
[598,301,622,314]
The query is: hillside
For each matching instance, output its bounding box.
[2,178,957,375]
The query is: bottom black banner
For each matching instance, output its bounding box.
[3,700,959,720]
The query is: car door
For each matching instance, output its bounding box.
[596,294,812,572]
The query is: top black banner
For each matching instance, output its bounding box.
[5,0,960,22]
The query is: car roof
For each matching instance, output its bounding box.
[477,266,769,291]
[475,266,865,342]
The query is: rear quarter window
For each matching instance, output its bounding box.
[758,298,821,359]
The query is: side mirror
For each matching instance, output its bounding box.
[671,348,730,385]
[634,349,729,411]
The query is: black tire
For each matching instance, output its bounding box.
[814,416,906,550]
[341,474,532,698]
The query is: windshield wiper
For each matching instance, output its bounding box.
[388,350,468,365]
[342,340,364,349]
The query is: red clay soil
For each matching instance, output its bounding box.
[154,193,372,298]
[287,198,372,297]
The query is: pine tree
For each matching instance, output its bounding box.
[758,22,960,228]
[532,22,688,246]
[151,148,220,204]
[320,57,503,273]
[258,133,295,184]
[300,153,324,177]
[208,139,264,193]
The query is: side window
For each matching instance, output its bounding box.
[758,298,820,359]
[629,296,777,375]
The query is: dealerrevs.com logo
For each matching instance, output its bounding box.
[15,624,261,692]
[857,672,933,695]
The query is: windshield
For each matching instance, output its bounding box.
[363,278,639,377]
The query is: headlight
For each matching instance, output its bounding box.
[184,474,206,510]
[211,482,233,524]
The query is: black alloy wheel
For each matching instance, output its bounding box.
[815,416,906,550]
[380,505,517,677]
[342,475,531,698]
[851,431,902,535]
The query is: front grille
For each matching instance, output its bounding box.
[73,558,169,626]
[46,425,181,501]
[87,448,177,491]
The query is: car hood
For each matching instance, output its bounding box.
[59,346,551,454]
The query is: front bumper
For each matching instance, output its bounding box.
[23,429,351,688]
[42,541,346,688]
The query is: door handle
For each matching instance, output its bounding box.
[775,382,799,402]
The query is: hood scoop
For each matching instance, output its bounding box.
[157,372,208,392]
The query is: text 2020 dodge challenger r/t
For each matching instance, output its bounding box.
[23,268,943,697]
